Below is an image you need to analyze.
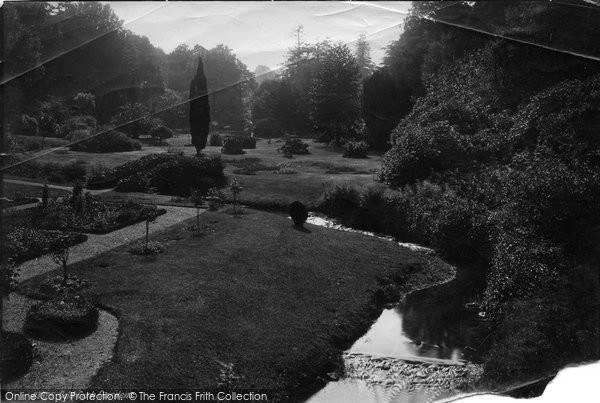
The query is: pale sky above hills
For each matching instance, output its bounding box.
[107,1,412,71]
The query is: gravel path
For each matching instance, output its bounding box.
[3,205,198,392]
[4,295,119,390]
[17,205,198,282]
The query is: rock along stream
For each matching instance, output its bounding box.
[305,214,490,403]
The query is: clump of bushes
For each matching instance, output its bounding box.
[221,136,255,154]
[149,125,174,144]
[70,130,141,153]
[0,331,33,381]
[343,140,369,158]
[24,295,99,340]
[253,118,282,138]
[208,133,223,146]
[278,138,309,156]
[221,137,245,155]
[113,154,226,196]
[129,240,165,256]
[206,187,226,211]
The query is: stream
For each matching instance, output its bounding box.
[304,214,490,403]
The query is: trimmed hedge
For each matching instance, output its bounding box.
[289,201,308,227]
[0,331,33,381]
[24,296,99,341]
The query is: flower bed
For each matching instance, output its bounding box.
[27,198,166,234]
[24,296,99,341]
[3,228,88,264]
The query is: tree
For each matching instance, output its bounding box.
[310,43,361,145]
[189,57,211,155]
[355,33,375,80]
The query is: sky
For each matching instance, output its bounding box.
[106,1,412,72]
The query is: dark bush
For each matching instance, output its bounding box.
[113,154,226,196]
[0,331,33,381]
[129,241,165,256]
[319,184,361,222]
[221,137,245,154]
[253,118,282,138]
[343,140,369,158]
[24,296,99,341]
[278,138,309,155]
[20,114,39,136]
[149,125,174,144]
[208,133,223,146]
[289,201,308,227]
[70,130,141,153]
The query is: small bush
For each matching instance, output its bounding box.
[24,296,99,340]
[289,201,308,227]
[129,241,165,256]
[20,114,39,136]
[208,133,223,146]
[343,140,369,158]
[0,331,33,381]
[149,125,174,144]
[221,137,245,154]
[70,130,141,153]
[278,138,309,155]
[253,118,282,138]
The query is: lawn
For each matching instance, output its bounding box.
[20,209,453,399]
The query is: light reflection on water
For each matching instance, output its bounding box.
[305,214,487,403]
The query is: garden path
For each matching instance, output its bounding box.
[16,204,198,282]
[4,204,198,390]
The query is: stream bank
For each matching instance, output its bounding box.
[304,213,488,402]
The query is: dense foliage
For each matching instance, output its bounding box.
[70,130,141,153]
[108,154,226,196]
[371,1,600,383]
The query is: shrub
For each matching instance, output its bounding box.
[113,154,226,196]
[149,125,174,144]
[20,114,39,136]
[24,295,99,340]
[343,140,369,158]
[319,184,361,221]
[70,130,141,153]
[253,118,282,138]
[129,240,165,256]
[209,133,223,146]
[289,201,308,227]
[0,331,33,381]
[278,138,309,155]
[221,137,245,154]
[14,135,43,152]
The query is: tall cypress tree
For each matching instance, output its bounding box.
[189,57,210,155]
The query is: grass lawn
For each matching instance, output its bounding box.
[20,209,453,399]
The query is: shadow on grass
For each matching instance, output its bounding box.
[293,225,311,234]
